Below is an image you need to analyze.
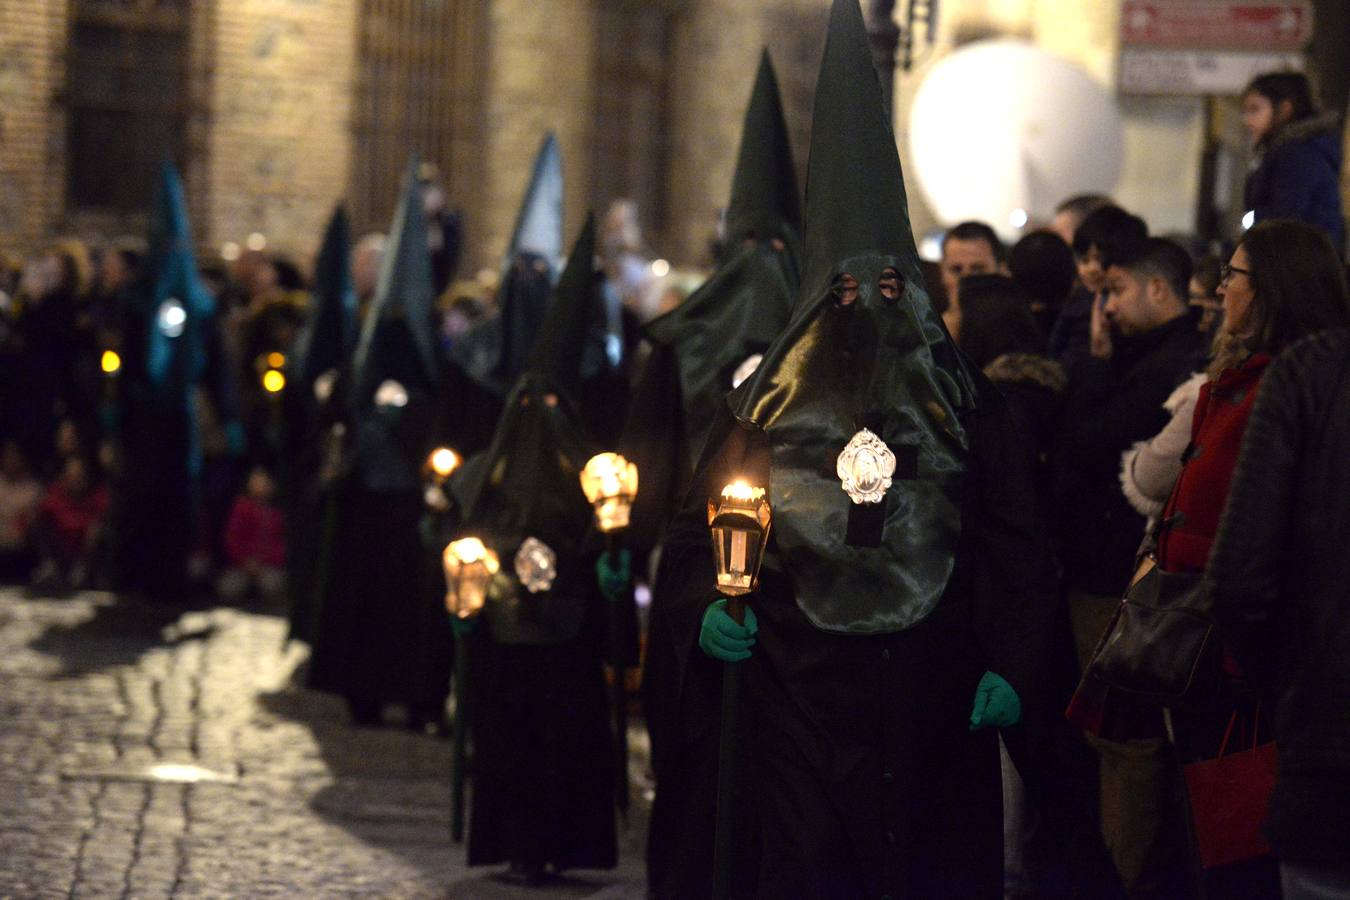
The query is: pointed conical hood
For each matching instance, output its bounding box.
[724,50,801,251]
[718,0,981,637]
[644,51,801,465]
[522,213,597,397]
[351,156,441,406]
[145,161,215,389]
[292,205,356,390]
[507,133,565,270]
[798,0,920,302]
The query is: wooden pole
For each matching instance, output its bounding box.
[712,596,746,900]
[607,538,631,819]
[451,631,470,843]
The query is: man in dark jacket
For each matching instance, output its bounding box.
[1207,328,1350,900]
[1054,237,1203,895]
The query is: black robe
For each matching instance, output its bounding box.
[650,393,1052,898]
[465,564,617,871]
[305,392,450,723]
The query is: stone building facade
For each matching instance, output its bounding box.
[1,0,1346,272]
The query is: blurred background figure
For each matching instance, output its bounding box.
[0,440,42,583]
[1009,230,1078,337]
[939,220,1005,333]
[1051,194,1114,247]
[1241,72,1345,252]
[28,455,107,595]
[216,465,286,606]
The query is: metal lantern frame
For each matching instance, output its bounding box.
[579,452,639,534]
[707,481,773,598]
[442,537,500,621]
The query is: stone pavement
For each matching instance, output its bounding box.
[0,587,649,899]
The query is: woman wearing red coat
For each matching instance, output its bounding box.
[1068,219,1350,898]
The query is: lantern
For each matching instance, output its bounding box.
[426,447,462,482]
[374,379,408,409]
[442,537,500,620]
[579,452,639,533]
[707,480,773,597]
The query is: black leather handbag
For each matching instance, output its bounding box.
[1084,556,1221,707]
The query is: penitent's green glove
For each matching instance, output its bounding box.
[969,670,1021,730]
[595,548,632,602]
[698,599,758,663]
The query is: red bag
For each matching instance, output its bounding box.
[1182,707,1276,869]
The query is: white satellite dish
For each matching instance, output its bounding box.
[908,40,1125,236]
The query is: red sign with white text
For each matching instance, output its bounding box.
[1121,1,1313,51]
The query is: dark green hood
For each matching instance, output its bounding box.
[350,156,441,411]
[291,205,356,394]
[645,51,801,464]
[145,162,215,396]
[726,0,980,635]
[449,217,600,644]
[724,50,802,255]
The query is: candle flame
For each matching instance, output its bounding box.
[721,480,765,502]
[429,447,461,478]
[444,537,500,573]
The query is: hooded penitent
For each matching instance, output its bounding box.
[115,162,239,600]
[351,156,441,415]
[451,215,599,645]
[724,0,980,635]
[290,205,357,405]
[144,162,217,405]
[450,134,563,397]
[347,156,442,492]
[283,206,356,646]
[644,50,801,469]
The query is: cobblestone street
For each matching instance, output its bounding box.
[0,588,647,899]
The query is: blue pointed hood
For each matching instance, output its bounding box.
[146,161,214,390]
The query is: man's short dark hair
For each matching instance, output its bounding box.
[1009,231,1076,307]
[1072,205,1148,265]
[942,220,1005,263]
[1111,237,1193,303]
[1055,193,1113,219]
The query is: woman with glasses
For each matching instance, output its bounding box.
[1100,219,1350,897]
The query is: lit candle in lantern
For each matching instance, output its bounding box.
[580,452,639,533]
[707,480,773,598]
[442,537,500,620]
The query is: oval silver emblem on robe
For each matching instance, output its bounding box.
[514,537,557,594]
[836,428,896,505]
